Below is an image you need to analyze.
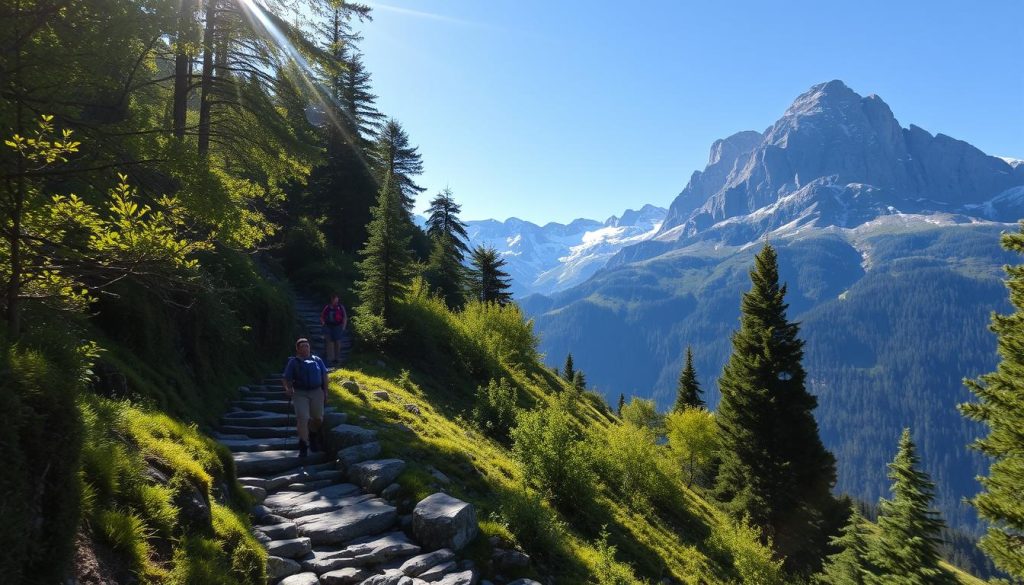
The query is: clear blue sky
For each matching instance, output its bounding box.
[355,0,1024,224]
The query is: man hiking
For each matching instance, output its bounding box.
[320,294,348,365]
[281,338,328,458]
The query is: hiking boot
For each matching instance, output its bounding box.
[298,439,308,459]
[309,430,320,453]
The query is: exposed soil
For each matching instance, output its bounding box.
[71,529,133,585]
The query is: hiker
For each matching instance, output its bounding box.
[320,294,348,365]
[281,337,328,458]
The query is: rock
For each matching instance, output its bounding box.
[373,390,390,401]
[242,485,267,504]
[263,483,363,518]
[506,580,542,585]
[418,560,456,581]
[328,424,378,449]
[412,493,478,552]
[492,549,530,571]
[434,569,478,585]
[349,459,406,493]
[399,549,455,577]
[301,531,420,574]
[258,522,298,540]
[427,466,450,485]
[238,477,269,490]
[294,499,397,545]
[319,567,372,585]
[399,514,413,530]
[336,441,382,469]
[266,537,312,558]
[174,478,212,533]
[403,404,421,415]
[266,556,301,582]
[277,572,319,585]
[381,483,401,502]
[253,530,272,544]
[233,450,328,476]
[342,380,361,393]
[375,360,387,368]
[262,513,289,524]
[284,479,334,492]
[251,504,273,522]
[359,571,412,585]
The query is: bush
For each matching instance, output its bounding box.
[593,526,645,585]
[353,312,399,352]
[620,397,663,432]
[510,405,595,510]
[709,517,786,585]
[456,300,539,372]
[665,407,719,488]
[472,377,520,443]
[496,488,568,564]
[592,422,669,508]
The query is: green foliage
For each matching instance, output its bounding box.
[959,223,1024,579]
[674,346,705,411]
[424,188,470,307]
[457,300,540,372]
[709,517,787,585]
[563,352,576,382]
[620,397,663,432]
[593,526,645,585]
[713,243,838,573]
[666,407,719,488]
[815,506,876,585]
[511,405,595,510]
[866,429,957,585]
[496,488,569,565]
[354,175,415,325]
[592,421,669,508]
[469,245,513,305]
[95,509,155,579]
[472,377,520,444]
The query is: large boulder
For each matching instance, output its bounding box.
[348,459,406,493]
[412,493,478,552]
[336,441,382,470]
[277,572,319,585]
[266,556,301,582]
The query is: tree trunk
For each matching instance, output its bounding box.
[197,0,217,156]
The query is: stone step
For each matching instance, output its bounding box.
[256,522,298,541]
[221,411,289,428]
[220,425,295,439]
[266,536,312,559]
[302,532,421,575]
[348,459,406,494]
[264,484,365,518]
[294,499,398,546]
[263,464,340,490]
[233,400,294,414]
[219,436,295,452]
[328,424,378,449]
[233,450,329,476]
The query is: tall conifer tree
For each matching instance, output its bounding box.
[713,244,838,573]
[354,175,413,324]
[424,188,469,307]
[563,353,575,382]
[469,246,513,305]
[866,429,955,585]
[959,224,1024,579]
[814,506,876,585]
[674,346,704,411]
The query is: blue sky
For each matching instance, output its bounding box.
[355,0,1024,224]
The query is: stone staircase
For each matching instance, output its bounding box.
[211,298,538,585]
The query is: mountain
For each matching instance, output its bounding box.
[463,204,666,297]
[524,80,1024,537]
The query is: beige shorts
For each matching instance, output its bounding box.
[292,389,324,422]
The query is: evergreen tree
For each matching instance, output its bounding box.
[563,353,576,382]
[617,393,625,417]
[713,244,838,573]
[469,246,513,305]
[815,506,877,585]
[370,119,425,216]
[424,189,470,307]
[959,224,1024,579]
[866,429,956,585]
[673,345,704,411]
[425,188,470,261]
[354,175,413,324]
[572,369,586,393]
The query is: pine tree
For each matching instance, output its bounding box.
[469,246,513,305]
[866,429,956,585]
[959,224,1024,579]
[572,369,586,393]
[370,119,425,217]
[814,506,876,585]
[713,244,838,573]
[354,175,413,324]
[617,393,625,417]
[673,345,704,411]
[563,353,576,382]
[424,189,470,307]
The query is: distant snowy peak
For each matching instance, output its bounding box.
[653,80,1024,247]
[465,205,667,297]
[998,156,1024,169]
